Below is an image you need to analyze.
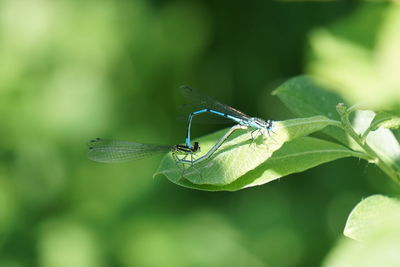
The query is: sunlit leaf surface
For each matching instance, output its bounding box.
[344,195,400,241]
[323,195,400,267]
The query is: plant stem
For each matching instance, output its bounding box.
[360,126,373,143]
[336,103,400,184]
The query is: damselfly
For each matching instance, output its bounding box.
[181,86,274,148]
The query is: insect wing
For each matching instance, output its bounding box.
[87,138,171,163]
[180,85,250,121]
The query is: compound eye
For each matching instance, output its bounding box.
[193,142,200,151]
[268,120,273,128]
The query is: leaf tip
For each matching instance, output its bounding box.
[271,88,279,96]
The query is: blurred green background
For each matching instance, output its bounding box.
[1,1,399,266]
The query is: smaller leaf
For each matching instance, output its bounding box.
[273,76,344,121]
[344,195,400,242]
[324,195,400,267]
[155,116,342,190]
[370,111,400,131]
[274,75,359,150]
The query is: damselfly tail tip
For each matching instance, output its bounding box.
[179,84,193,91]
[87,137,102,147]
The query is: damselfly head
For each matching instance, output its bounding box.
[248,117,274,130]
[192,142,201,153]
[175,142,201,154]
[265,119,274,130]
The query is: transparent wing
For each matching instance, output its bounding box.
[180,85,251,121]
[87,138,172,163]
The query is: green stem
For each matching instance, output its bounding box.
[361,125,374,143]
[346,103,362,114]
[336,103,400,184]
[361,115,400,143]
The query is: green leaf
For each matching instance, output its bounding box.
[370,111,400,131]
[344,195,400,242]
[323,195,400,267]
[274,75,360,150]
[273,76,344,121]
[155,116,354,191]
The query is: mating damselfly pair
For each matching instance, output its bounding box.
[87,86,274,171]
